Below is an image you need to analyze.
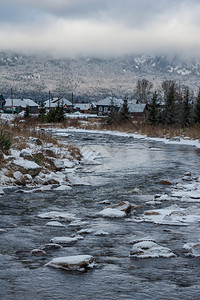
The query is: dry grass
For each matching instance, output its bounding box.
[138,123,200,140]
[0,116,81,158]
[67,143,82,161]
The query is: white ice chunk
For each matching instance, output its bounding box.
[50,236,80,244]
[130,241,176,258]
[45,221,66,227]
[98,208,126,218]
[38,211,77,221]
[45,255,94,271]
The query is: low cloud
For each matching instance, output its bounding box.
[0,0,200,58]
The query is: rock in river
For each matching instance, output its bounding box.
[45,255,94,271]
[130,240,176,258]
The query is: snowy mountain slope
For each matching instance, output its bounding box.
[0,52,200,100]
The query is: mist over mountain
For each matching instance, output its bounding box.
[0,52,200,102]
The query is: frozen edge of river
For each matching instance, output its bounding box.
[49,127,200,149]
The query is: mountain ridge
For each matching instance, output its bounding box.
[0,52,200,101]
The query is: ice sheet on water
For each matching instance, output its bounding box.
[136,205,200,226]
[38,211,77,221]
[183,242,200,257]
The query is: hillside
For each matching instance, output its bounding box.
[0,52,200,101]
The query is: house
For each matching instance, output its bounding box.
[96,97,123,116]
[44,97,72,113]
[128,100,149,120]
[0,94,5,110]
[73,103,92,114]
[4,98,39,114]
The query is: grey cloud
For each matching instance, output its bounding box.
[0,0,200,58]
[0,0,197,25]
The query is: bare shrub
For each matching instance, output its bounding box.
[67,143,82,161]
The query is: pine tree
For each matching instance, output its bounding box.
[38,101,46,122]
[182,88,191,126]
[147,91,160,124]
[56,101,65,122]
[24,105,30,118]
[46,108,57,123]
[194,88,200,123]
[163,82,176,124]
[119,97,129,123]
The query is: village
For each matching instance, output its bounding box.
[0,94,148,120]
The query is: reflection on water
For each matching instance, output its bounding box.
[1,131,200,299]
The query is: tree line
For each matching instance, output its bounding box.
[145,80,200,126]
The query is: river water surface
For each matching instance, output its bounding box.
[1,131,200,300]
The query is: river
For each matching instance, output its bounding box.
[1,130,200,300]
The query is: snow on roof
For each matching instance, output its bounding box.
[96,97,123,107]
[23,99,39,107]
[128,103,147,113]
[74,103,91,110]
[44,97,72,108]
[5,98,38,107]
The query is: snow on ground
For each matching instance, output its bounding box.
[45,255,94,271]
[130,240,176,258]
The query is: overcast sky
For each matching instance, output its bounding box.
[1,0,200,57]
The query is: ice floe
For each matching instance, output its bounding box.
[77,228,94,234]
[67,173,90,186]
[0,186,4,196]
[45,221,66,227]
[98,201,131,218]
[31,249,46,255]
[98,207,126,218]
[130,240,176,258]
[183,242,200,257]
[54,185,72,191]
[45,255,94,271]
[50,236,83,244]
[38,211,77,222]
[94,230,109,236]
[135,205,200,226]
[81,150,101,165]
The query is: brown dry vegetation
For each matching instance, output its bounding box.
[0,116,82,161]
[2,115,200,156]
[37,115,200,140]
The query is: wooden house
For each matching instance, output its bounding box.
[44,97,72,113]
[74,103,92,114]
[96,97,123,116]
[4,98,39,114]
[128,101,149,120]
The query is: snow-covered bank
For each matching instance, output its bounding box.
[0,133,96,191]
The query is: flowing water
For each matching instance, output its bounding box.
[1,131,200,300]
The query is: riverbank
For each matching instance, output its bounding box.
[1,113,200,191]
